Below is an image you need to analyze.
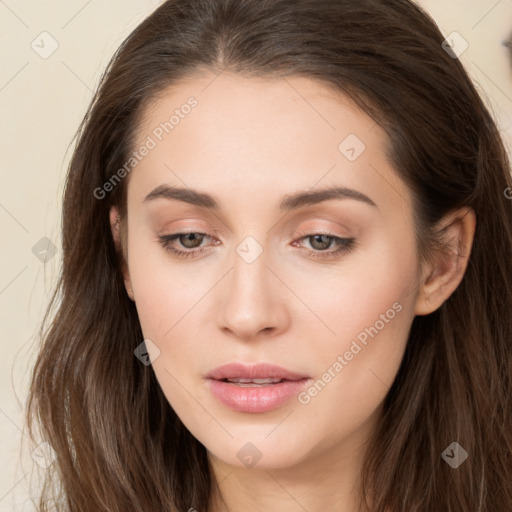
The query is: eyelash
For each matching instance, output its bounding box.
[157,230,356,260]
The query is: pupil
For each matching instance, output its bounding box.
[310,235,331,250]
[181,233,203,248]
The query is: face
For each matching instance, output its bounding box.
[116,69,424,472]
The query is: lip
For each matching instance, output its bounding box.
[205,362,310,381]
[205,362,311,413]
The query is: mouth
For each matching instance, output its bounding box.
[205,363,311,413]
[217,377,298,387]
[205,362,310,382]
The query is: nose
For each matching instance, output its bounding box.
[216,247,290,340]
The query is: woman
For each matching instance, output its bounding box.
[26,0,512,510]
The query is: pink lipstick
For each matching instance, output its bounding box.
[206,362,311,413]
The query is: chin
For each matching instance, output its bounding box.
[203,433,312,470]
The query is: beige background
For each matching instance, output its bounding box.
[0,1,511,510]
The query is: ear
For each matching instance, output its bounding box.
[109,206,135,302]
[414,207,476,316]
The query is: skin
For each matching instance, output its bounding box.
[109,69,475,512]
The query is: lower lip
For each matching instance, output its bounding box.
[207,378,311,413]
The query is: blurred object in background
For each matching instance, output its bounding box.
[503,31,512,68]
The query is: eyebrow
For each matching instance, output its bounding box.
[142,184,377,211]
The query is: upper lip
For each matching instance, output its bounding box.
[206,362,309,381]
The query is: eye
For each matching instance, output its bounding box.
[157,231,356,260]
[157,232,218,259]
[292,231,356,260]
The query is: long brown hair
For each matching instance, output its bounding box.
[25,0,512,510]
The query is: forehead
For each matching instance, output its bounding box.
[136,69,380,149]
[128,70,412,216]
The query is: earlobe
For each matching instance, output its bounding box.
[109,206,135,302]
[414,207,476,316]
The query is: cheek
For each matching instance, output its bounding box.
[299,300,413,446]
[287,229,418,347]
[127,243,208,409]
[125,230,219,411]
[126,229,190,339]
[293,234,418,428]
